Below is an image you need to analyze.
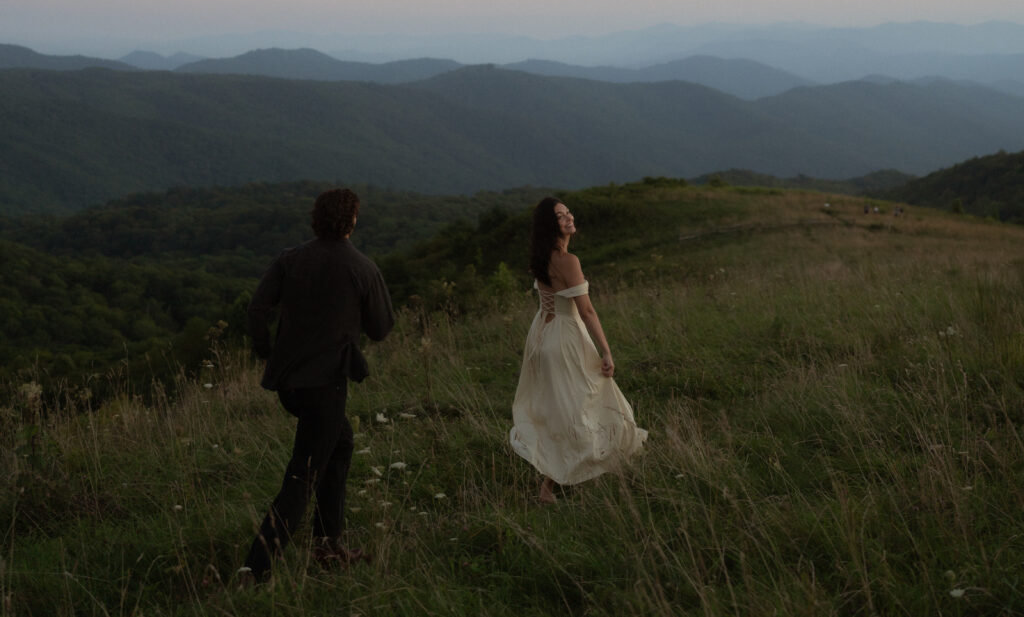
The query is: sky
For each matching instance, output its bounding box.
[3,0,1024,56]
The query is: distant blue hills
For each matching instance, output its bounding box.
[1,57,1023,213]
[5,22,1024,98]
[2,23,1024,214]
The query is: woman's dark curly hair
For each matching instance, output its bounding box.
[529,196,564,286]
[311,188,360,240]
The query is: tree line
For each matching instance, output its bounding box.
[0,181,550,401]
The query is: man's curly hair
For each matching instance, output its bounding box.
[311,188,360,240]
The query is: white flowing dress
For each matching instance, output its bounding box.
[509,281,648,485]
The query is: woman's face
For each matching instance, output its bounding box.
[554,202,575,237]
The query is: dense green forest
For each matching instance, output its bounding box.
[0,238,252,390]
[877,149,1024,221]
[0,182,549,396]
[0,181,549,277]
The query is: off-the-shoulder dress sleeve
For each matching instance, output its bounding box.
[556,281,589,298]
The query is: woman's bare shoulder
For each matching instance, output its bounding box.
[550,251,585,286]
[550,251,581,269]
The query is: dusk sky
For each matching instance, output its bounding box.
[4,0,1024,55]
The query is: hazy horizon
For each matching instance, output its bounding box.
[4,0,1024,59]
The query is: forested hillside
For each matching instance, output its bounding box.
[878,149,1024,221]
[3,66,1023,213]
[0,182,547,394]
[0,238,252,391]
[0,181,547,274]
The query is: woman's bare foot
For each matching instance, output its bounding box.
[539,477,557,504]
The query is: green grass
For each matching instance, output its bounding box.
[3,186,1024,615]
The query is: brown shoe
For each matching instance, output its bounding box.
[312,544,348,570]
[313,543,371,569]
[338,546,372,565]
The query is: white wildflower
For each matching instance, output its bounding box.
[375,413,389,423]
[370,466,383,477]
[356,447,371,455]
[364,478,380,485]
[173,504,183,512]
[950,589,965,598]
[434,492,447,500]
[379,501,392,508]
[375,522,387,530]
[399,413,416,419]
[389,462,407,470]
[203,383,213,389]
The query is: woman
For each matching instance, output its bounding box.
[509,197,648,503]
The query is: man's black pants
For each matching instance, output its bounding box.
[244,382,353,580]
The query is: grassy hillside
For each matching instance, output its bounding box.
[3,66,1024,213]
[4,182,1024,615]
[690,168,915,195]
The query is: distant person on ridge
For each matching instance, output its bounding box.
[508,197,647,504]
[240,188,394,585]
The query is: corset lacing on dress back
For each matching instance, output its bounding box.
[538,287,556,318]
[535,280,588,322]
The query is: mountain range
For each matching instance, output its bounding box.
[173,49,815,100]
[177,49,463,86]
[0,44,812,100]
[2,64,1023,213]
[5,20,1024,96]
[0,43,132,71]
[119,50,204,71]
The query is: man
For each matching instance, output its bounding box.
[240,188,394,584]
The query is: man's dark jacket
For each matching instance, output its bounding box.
[247,237,394,391]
